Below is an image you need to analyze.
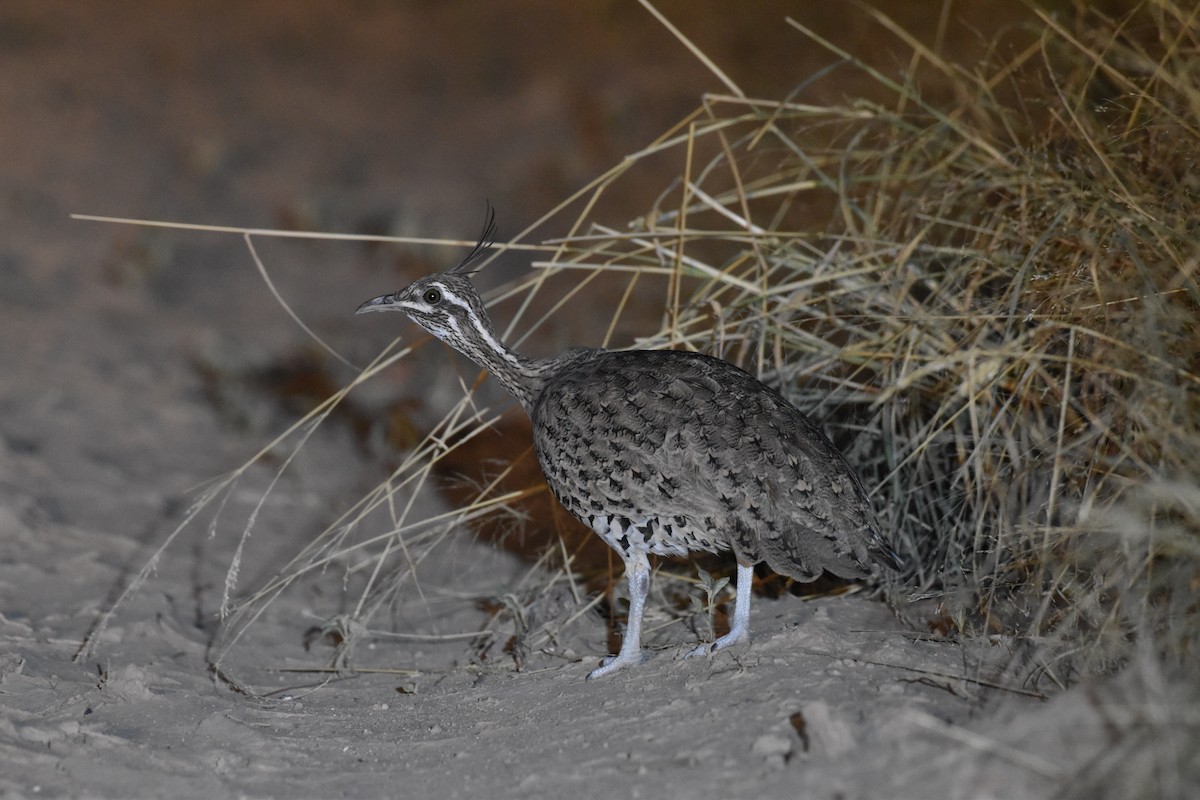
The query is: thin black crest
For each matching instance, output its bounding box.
[447,203,497,275]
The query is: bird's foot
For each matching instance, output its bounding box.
[586,650,649,680]
[683,626,749,660]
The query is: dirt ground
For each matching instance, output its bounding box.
[1,2,1191,798]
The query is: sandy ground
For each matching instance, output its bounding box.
[2,2,1192,798]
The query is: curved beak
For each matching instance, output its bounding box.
[355,292,399,315]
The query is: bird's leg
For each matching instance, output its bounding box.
[685,561,753,659]
[587,552,651,680]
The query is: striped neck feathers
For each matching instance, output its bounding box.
[400,274,548,412]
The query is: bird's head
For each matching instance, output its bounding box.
[355,204,501,351]
[355,272,490,349]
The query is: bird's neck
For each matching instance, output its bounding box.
[471,341,549,414]
[448,310,549,415]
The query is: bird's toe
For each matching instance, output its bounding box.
[684,627,750,660]
[586,650,649,680]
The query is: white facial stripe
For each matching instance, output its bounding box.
[435,285,517,368]
[443,307,464,342]
[397,282,520,371]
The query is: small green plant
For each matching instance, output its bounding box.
[690,566,732,643]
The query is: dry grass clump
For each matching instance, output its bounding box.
[538,2,1199,681]
[424,1,1198,682]
[853,2,1200,679]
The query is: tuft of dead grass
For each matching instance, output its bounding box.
[474,0,1200,681]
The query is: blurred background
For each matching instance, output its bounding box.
[3,0,1073,282]
[2,0,1099,413]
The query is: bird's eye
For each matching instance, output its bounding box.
[422,288,442,305]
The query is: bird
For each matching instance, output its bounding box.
[356,208,899,679]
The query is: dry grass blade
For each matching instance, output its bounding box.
[907,709,1065,779]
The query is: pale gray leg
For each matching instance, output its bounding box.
[587,553,651,680]
[685,561,753,659]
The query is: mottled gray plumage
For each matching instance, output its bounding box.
[357,216,897,679]
[530,347,891,580]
